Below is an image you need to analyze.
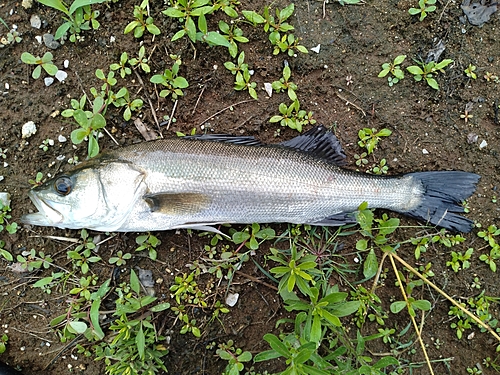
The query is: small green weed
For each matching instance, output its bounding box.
[21,52,58,79]
[408,0,437,21]
[272,64,298,101]
[150,55,189,100]
[136,233,161,261]
[357,127,392,155]
[216,340,253,375]
[378,55,406,86]
[0,334,7,354]
[406,58,454,90]
[38,0,105,42]
[124,0,161,38]
[0,28,22,48]
[464,63,477,79]
[269,100,316,132]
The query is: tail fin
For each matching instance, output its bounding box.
[400,171,480,232]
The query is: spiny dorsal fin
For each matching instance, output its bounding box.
[144,193,211,215]
[280,125,346,166]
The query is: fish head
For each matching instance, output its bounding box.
[22,160,146,231]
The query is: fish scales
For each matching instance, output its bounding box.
[21,126,480,232]
[110,138,419,230]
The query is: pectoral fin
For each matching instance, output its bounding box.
[143,193,211,215]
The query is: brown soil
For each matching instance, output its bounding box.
[0,0,499,374]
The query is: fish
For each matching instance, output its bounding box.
[21,126,480,233]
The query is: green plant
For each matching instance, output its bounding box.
[484,71,499,82]
[163,0,214,43]
[230,223,275,251]
[62,93,107,158]
[446,248,474,272]
[20,52,58,79]
[271,64,298,100]
[0,334,7,354]
[378,55,406,86]
[136,233,161,261]
[113,87,144,121]
[110,52,132,78]
[464,63,477,79]
[128,45,151,73]
[0,201,17,236]
[150,55,189,100]
[38,0,106,42]
[28,171,44,187]
[269,100,316,132]
[268,244,319,299]
[67,229,102,274]
[408,0,436,21]
[124,0,161,38]
[478,225,500,272]
[357,127,392,155]
[109,250,132,266]
[0,28,22,48]
[217,340,253,375]
[218,20,249,58]
[406,58,453,90]
[39,138,54,152]
[17,248,53,271]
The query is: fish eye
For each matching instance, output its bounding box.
[54,176,72,196]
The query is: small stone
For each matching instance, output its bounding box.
[311,44,321,53]
[264,82,273,97]
[43,33,60,50]
[44,77,54,86]
[35,35,42,44]
[30,14,41,29]
[4,83,8,90]
[422,148,429,155]
[3,162,8,168]
[56,155,65,161]
[467,133,478,144]
[479,140,487,149]
[58,135,67,143]
[21,0,33,9]
[22,121,37,138]
[63,59,69,69]
[225,292,239,307]
[55,70,68,82]
[0,192,10,207]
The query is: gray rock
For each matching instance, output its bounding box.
[43,33,60,49]
[30,14,41,29]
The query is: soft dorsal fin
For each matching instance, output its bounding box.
[280,125,346,166]
[184,134,262,146]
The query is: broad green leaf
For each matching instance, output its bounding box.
[20,52,37,64]
[38,0,69,15]
[54,21,72,40]
[130,269,141,294]
[363,249,378,279]
[151,302,171,312]
[390,300,406,314]
[426,77,439,90]
[394,54,406,65]
[242,10,265,24]
[163,8,185,18]
[198,13,207,34]
[136,324,145,359]
[71,128,87,144]
[91,113,106,129]
[378,69,390,78]
[90,297,104,340]
[68,320,87,334]
[124,20,140,34]
[374,356,399,369]
[412,299,431,311]
[69,0,107,15]
[279,4,294,21]
[186,16,196,42]
[204,31,231,47]
[88,135,99,158]
[73,109,89,128]
[43,63,58,76]
[407,66,424,75]
[263,333,289,358]
[173,76,189,88]
[254,349,282,362]
[32,65,42,79]
[146,23,161,35]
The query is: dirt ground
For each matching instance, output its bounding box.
[0,0,499,374]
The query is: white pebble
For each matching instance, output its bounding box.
[63,60,69,69]
[30,14,41,29]
[58,134,67,142]
[422,148,429,155]
[55,70,68,82]
[3,162,8,168]
[56,155,65,161]
[225,292,239,307]
[311,44,321,53]
[4,83,9,90]
[264,82,273,97]
[110,36,116,43]
[44,77,54,87]
[22,121,37,138]
[479,140,487,149]
[35,35,42,44]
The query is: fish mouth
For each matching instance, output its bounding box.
[21,191,64,226]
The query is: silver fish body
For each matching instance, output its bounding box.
[22,127,479,232]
